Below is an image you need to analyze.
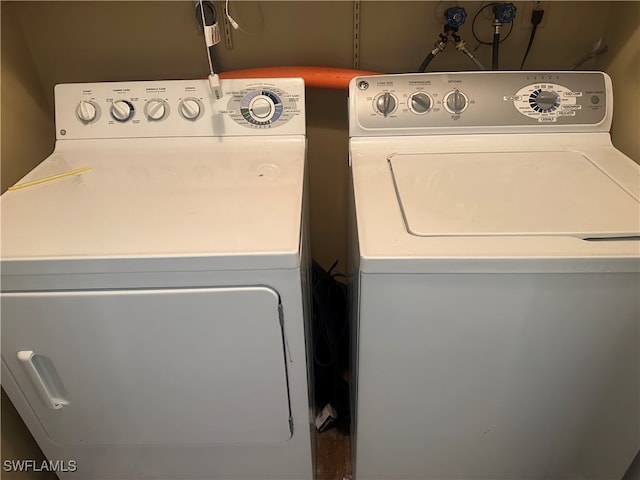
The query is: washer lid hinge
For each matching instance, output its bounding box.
[278,303,284,326]
[278,303,292,362]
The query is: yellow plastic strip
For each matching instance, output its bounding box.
[8,167,92,191]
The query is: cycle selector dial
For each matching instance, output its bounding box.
[110,100,135,122]
[530,89,560,112]
[76,100,99,124]
[409,92,432,114]
[240,90,283,125]
[444,89,468,114]
[513,82,577,120]
[179,97,204,121]
[249,96,273,120]
[374,92,397,116]
[144,98,169,121]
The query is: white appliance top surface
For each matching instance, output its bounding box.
[350,133,640,273]
[390,151,639,238]
[1,136,305,267]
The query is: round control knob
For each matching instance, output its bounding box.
[445,6,467,28]
[250,97,273,119]
[76,100,99,123]
[409,92,432,114]
[111,100,134,122]
[179,98,203,121]
[444,89,468,114]
[533,90,560,111]
[493,2,516,24]
[375,92,397,117]
[144,98,168,121]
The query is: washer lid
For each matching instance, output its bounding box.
[389,152,640,239]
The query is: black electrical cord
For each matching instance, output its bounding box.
[471,3,514,48]
[492,30,500,69]
[195,0,222,73]
[311,260,351,432]
[520,9,545,69]
[210,44,221,73]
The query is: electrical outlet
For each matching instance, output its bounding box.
[519,1,550,29]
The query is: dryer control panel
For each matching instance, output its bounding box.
[349,71,612,136]
[55,78,305,140]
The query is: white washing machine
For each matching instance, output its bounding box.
[1,78,314,479]
[348,71,640,479]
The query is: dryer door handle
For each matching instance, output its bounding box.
[17,351,70,410]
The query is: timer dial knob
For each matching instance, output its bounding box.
[409,92,432,114]
[533,90,560,111]
[239,90,284,126]
[375,92,397,117]
[444,89,468,114]
[144,98,168,121]
[111,100,135,122]
[76,100,99,124]
[179,98,203,121]
[250,96,273,120]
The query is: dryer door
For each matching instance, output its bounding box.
[1,286,292,446]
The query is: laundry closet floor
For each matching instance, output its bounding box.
[315,428,352,480]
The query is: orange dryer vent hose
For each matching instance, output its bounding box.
[219,66,381,90]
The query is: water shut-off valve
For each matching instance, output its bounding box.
[493,2,517,24]
[445,6,467,29]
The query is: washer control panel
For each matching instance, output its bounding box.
[55,78,305,140]
[349,72,611,136]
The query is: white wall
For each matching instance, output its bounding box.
[1,1,55,192]
[598,1,640,162]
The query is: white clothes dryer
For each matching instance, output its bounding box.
[348,71,639,479]
[1,78,314,479]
